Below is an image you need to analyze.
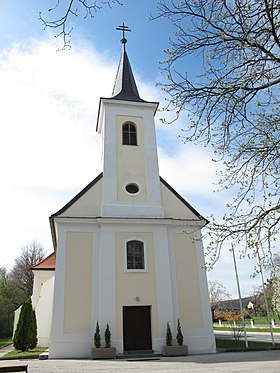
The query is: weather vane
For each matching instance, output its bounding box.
[116,22,131,48]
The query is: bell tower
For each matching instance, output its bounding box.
[96,24,164,218]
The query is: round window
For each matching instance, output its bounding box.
[125,183,140,194]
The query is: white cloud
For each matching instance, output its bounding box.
[0,38,113,267]
[0,40,112,190]
[158,144,216,195]
[0,36,263,297]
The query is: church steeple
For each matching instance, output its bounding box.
[96,24,163,218]
[111,50,144,102]
[111,23,144,102]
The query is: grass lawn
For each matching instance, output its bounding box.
[0,339,13,348]
[3,347,47,358]
[216,338,280,350]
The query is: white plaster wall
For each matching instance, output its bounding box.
[98,99,164,218]
[153,227,174,352]
[168,227,216,354]
[193,229,216,354]
[13,306,21,337]
[49,217,215,358]
[49,222,97,359]
[32,270,54,309]
[97,224,117,348]
[34,276,54,347]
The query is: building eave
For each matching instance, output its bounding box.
[96,98,159,133]
[50,216,207,228]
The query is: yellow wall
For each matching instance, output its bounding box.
[64,232,93,333]
[161,182,200,219]
[60,179,102,217]
[173,233,203,328]
[116,116,147,202]
[115,232,158,340]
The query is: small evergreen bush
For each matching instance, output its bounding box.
[166,322,172,346]
[94,322,101,348]
[176,319,184,346]
[13,298,37,352]
[105,323,111,348]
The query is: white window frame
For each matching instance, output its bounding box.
[123,180,142,196]
[123,238,148,273]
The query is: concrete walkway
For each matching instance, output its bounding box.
[1,350,280,372]
[0,344,13,358]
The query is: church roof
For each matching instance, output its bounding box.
[49,173,208,250]
[32,252,56,271]
[50,173,207,222]
[111,49,145,102]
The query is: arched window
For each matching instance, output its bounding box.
[122,122,137,145]
[126,240,144,270]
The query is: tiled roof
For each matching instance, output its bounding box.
[32,252,56,270]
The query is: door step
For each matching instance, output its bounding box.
[117,350,161,360]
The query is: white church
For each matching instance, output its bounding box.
[29,30,216,358]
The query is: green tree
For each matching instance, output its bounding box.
[0,266,30,337]
[153,0,280,269]
[0,242,44,337]
[0,267,14,337]
[13,297,37,352]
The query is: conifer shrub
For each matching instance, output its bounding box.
[13,298,37,352]
[29,308,38,349]
[176,319,184,346]
[94,322,101,348]
[166,321,172,346]
[105,323,111,348]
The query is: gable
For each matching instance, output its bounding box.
[53,173,103,218]
[160,177,207,222]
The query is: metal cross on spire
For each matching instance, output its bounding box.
[116,22,131,49]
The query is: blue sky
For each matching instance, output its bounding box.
[0,0,267,298]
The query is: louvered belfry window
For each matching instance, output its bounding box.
[122,122,137,145]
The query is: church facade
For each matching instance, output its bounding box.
[32,36,216,358]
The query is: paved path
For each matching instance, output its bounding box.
[1,351,280,373]
[0,344,13,358]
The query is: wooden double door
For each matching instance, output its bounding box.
[123,306,152,351]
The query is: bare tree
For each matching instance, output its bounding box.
[9,241,46,299]
[153,0,280,269]
[38,1,279,270]
[208,280,231,309]
[39,0,122,50]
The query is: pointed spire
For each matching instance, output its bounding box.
[112,23,144,102]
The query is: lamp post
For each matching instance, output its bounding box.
[230,244,248,348]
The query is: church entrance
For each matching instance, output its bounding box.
[123,306,152,352]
